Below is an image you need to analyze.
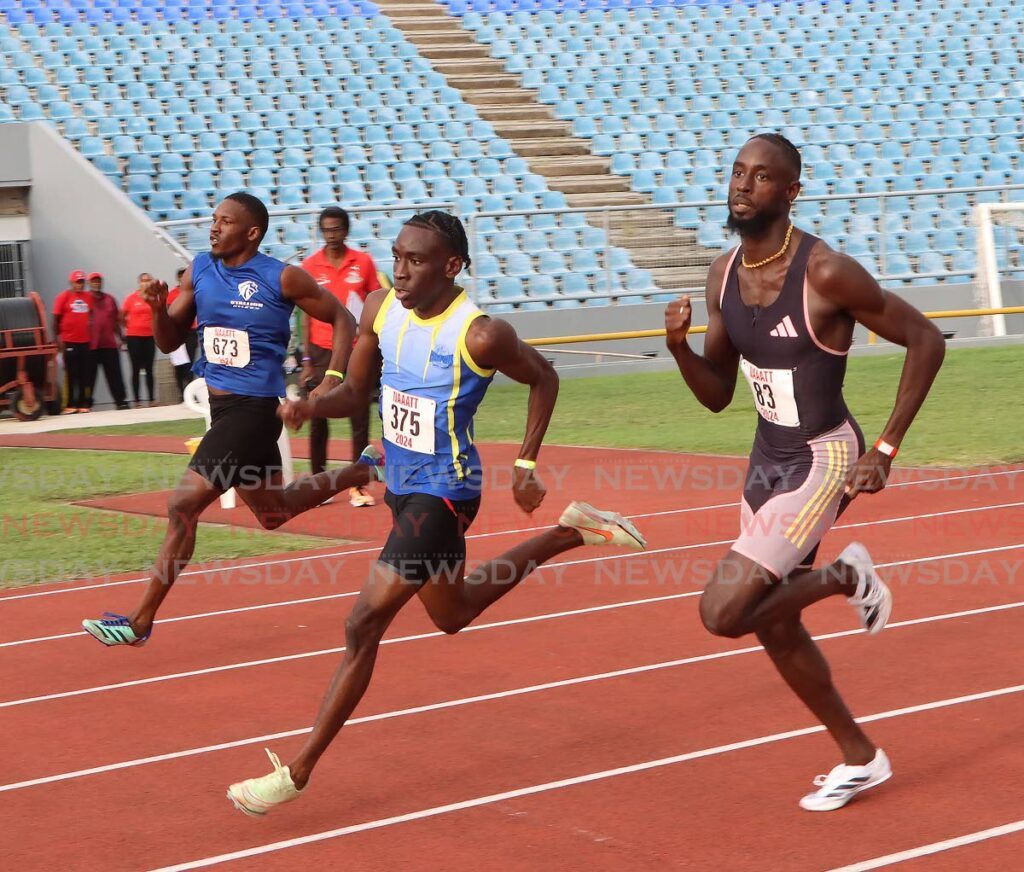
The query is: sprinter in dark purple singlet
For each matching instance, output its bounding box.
[666,135,945,811]
[82,193,376,648]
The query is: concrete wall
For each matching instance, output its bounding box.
[501,279,995,379]
[1,118,1014,399]
[0,122,191,406]
[0,124,32,186]
[21,122,189,308]
[995,279,1024,336]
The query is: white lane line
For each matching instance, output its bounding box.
[0,592,698,710]
[0,501,733,604]
[3,467,1018,603]
[1,536,724,649]
[0,592,363,649]
[826,820,1024,871]
[886,468,1022,489]
[5,497,1021,649]
[0,544,385,602]
[5,595,1024,795]
[3,541,1022,709]
[840,499,1024,531]
[151,681,1024,871]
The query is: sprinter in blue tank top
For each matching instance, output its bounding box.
[226,211,648,815]
[82,193,377,648]
[665,136,945,812]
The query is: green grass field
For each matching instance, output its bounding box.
[68,345,1023,466]
[8,345,1018,589]
[0,448,337,589]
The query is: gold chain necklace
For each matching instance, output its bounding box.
[741,223,794,269]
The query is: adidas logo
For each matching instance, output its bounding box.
[769,315,799,338]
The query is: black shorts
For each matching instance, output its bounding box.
[188,393,283,491]
[378,490,482,585]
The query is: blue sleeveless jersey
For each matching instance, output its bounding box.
[191,251,293,397]
[374,289,495,500]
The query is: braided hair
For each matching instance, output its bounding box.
[404,210,472,269]
[749,133,802,180]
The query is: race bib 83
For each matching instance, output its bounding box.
[382,385,436,454]
[740,357,801,428]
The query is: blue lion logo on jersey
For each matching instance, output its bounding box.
[237,280,259,301]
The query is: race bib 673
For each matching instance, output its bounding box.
[203,326,251,368]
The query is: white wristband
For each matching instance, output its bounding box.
[874,438,898,458]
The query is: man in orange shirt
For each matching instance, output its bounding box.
[121,272,157,406]
[52,269,93,413]
[300,207,381,507]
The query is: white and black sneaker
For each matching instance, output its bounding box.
[799,748,892,812]
[839,542,892,634]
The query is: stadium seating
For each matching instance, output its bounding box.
[452,0,1024,282]
[0,1,661,309]
[2,0,1023,308]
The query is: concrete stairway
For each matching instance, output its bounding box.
[377,0,714,294]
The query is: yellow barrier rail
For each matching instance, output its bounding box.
[525,306,1024,348]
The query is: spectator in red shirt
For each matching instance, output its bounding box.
[52,269,93,413]
[121,272,157,406]
[300,207,381,507]
[85,272,129,410]
[166,266,198,399]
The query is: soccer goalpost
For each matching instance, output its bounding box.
[973,201,1024,338]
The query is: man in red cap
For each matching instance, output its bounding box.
[52,270,93,413]
[86,272,129,410]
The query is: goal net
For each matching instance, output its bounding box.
[974,202,1024,337]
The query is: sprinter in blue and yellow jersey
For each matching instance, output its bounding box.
[227,211,647,815]
[82,193,377,649]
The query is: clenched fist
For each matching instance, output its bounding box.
[278,398,314,430]
[512,465,546,515]
[844,447,893,499]
[665,295,693,352]
[141,278,169,312]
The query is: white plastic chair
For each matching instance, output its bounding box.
[182,378,294,509]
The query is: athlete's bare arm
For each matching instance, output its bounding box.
[808,249,946,495]
[143,265,196,353]
[466,316,558,514]
[665,253,741,412]
[282,264,356,398]
[279,288,387,427]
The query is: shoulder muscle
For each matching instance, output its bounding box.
[807,246,884,315]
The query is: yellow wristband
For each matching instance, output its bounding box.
[514,458,537,470]
[325,369,345,381]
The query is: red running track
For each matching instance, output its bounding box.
[1,446,1023,871]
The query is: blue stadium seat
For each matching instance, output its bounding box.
[5,1,1004,299]
[495,277,523,299]
[248,168,275,189]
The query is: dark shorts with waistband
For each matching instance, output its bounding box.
[378,490,482,585]
[732,418,865,578]
[188,393,283,491]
